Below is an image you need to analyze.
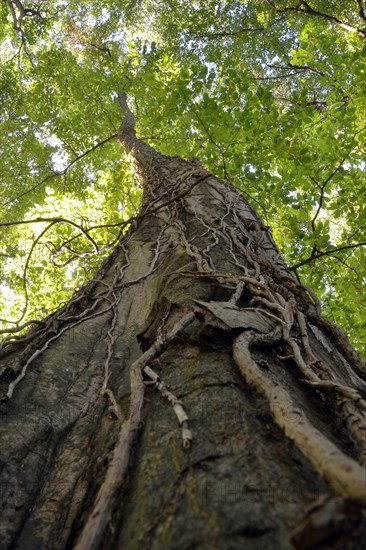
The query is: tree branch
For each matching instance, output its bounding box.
[17,221,57,324]
[356,0,366,22]
[1,134,117,208]
[6,0,43,29]
[192,25,266,39]
[290,242,366,270]
[280,1,366,38]
[0,218,98,327]
[284,62,325,77]
[0,217,99,251]
[310,153,350,233]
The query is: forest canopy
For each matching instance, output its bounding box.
[1,0,366,356]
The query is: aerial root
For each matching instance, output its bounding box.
[74,310,195,550]
[233,331,366,505]
[143,364,192,448]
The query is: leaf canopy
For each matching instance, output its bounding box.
[1,0,366,355]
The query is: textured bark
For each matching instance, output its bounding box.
[0,99,366,549]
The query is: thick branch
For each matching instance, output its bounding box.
[279,1,366,38]
[6,0,25,30]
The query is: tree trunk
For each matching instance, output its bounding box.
[1,97,366,550]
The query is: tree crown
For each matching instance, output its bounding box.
[1,0,365,355]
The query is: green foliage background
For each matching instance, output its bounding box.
[1,0,366,355]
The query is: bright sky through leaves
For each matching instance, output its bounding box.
[1,0,366,355]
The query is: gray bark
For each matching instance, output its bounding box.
[0,98,365,550]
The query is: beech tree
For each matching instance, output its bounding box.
[1,1,366,549]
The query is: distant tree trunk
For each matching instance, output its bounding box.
[1,96,366,550]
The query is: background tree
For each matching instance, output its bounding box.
[1,1,366,548]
